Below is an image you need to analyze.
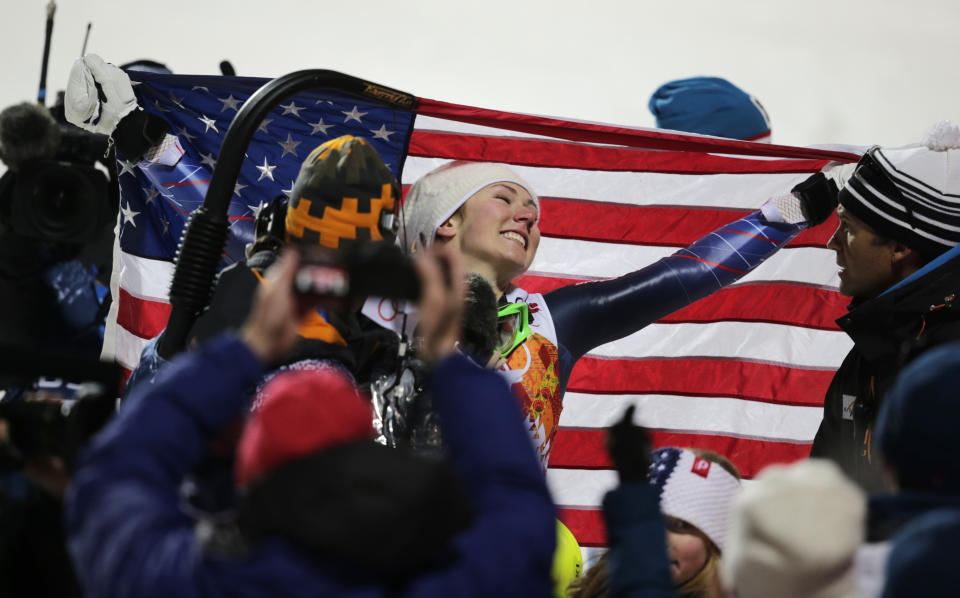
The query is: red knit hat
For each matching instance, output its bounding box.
[235,366,374,488]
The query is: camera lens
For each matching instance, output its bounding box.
[10,160,109,243]
[33,165,93,240]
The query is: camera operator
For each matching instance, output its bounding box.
[66,247,556,598]
[0,100,115,355]
[120,134,406,404]
[189,134,403,375]
[0,350,118,598]
[0,387,79,598]
[0,97,119,597]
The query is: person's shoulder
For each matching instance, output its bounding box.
[900,317,960,365]
[886,506,960,594]
[824,345,862,387]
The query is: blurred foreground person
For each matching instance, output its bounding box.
[868,340,960,597]
[810,121,960,491]
[66,248,556,597]
[723,460,866,598]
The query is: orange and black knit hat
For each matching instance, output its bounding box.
[285,135,400,249]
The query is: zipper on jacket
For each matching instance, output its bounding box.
[863,426,872,464]
[861,375,876,464]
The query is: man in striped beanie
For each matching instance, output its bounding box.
[810,121,960,491]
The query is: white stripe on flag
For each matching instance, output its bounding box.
[586,321,853,368]
[101,216,124,362]
[119,252,175,302]
[413,116,561,141]
[113,324,152,371]
[550,470,760,511]
[559,392,824,443]
[547,468,619,508]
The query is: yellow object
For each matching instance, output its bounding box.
[552,519,583,597]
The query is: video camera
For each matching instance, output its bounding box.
[294,242,422,306]
[0,344,120,472]
[0,99,114,245]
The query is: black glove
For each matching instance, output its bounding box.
[606,405,651,483]
[791,172,839,227]
[113,110,170,162]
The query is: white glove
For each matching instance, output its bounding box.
[65,54,138,136]
[822,160,858,190]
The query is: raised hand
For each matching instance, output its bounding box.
[607,404,652,483]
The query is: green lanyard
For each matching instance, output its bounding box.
[496,302,531,359]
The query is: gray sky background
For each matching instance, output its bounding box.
[3,0,959,150]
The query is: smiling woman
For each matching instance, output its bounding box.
[434,181,541,293]
[365,160,834,468]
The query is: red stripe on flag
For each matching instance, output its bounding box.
[119,367,133,390]
[415,98,862,163]
[550,429,812,479]
[557,507,607,548]
[116,288,171,340]
[567,356,833,407]
[537,199,838,248]
[514,276,847,331]
[409,131,837,174]
[660,284,845,330]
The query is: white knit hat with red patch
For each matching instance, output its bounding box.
[648,447,742,551]
[399,160,538,254]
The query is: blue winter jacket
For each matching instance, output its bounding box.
[66,335,556,597]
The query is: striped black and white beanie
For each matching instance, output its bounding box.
[839,120,960,259]
[647,447,742,551]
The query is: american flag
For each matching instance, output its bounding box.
[102,72,861,547]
